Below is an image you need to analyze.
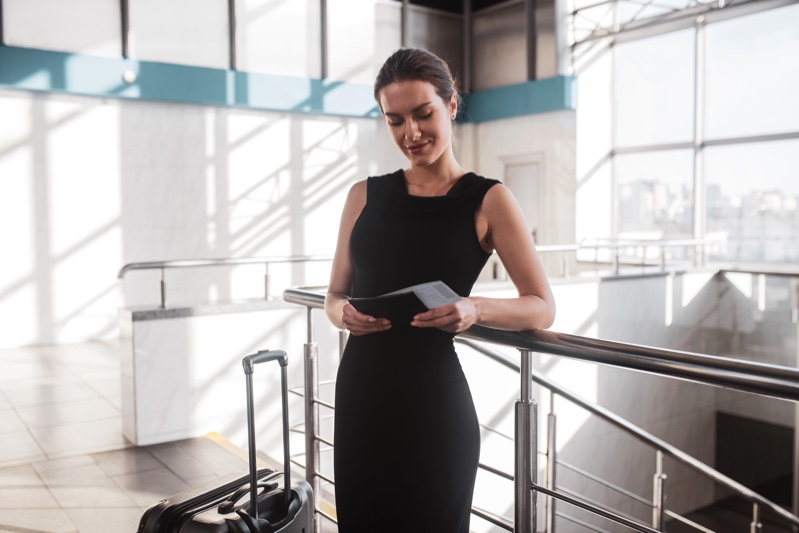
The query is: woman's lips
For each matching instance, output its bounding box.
[406,142,428,154]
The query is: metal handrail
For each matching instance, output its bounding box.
[577,237,721,250]
[460,339,799,529]
[282,286,799,532]
[574,236,723,274]
[115,238,721,308]
[282,287,799,401]
[459,325,799,402]
[117,254,334,278]
[117,254,333,307]
[466,334,799,525]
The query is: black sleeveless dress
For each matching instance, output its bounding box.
[333,170,500,532]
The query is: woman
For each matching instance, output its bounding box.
[325,48,555,531]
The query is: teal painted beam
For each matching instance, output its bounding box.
[0,46,380,118]
[461,76,576,123]
[0,46,576,122]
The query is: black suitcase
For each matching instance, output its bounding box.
[137,350,314,533]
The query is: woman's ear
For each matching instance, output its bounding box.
[450,93,458,120]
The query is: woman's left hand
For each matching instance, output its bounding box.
[411,298,479,333]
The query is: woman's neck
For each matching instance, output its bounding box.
[405,156,466,196]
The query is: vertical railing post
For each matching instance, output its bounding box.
[159,268,167,309]
[751,503,762,532]
[515,349,537,533]
[794,279,799,521]
[338,330,348,360]
[303,306,321,533]
[264,263,271,300]
[545,390,557,533]
[652,450,667,531]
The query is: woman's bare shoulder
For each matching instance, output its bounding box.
[482,182,517,211]
[341,179,368,220]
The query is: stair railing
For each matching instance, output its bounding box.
[283,286,799,533]
[118,255,334,308]
[115,238,721,309]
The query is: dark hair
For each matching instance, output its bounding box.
[374,48,461,116]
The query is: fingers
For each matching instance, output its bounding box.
[342,303,391,336]
[411,304,465,332]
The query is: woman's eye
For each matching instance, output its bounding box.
[418,112,432,120]
[389,121,403,127]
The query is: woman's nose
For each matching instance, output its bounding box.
[405,120,420,141]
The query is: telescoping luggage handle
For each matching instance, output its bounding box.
[241,350,290,521]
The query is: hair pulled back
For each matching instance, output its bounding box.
[374,48,461,116]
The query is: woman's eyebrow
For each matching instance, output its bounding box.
[384,101,433,117]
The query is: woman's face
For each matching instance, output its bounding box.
[378,80,457,170]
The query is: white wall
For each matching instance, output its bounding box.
[458,110,577,280]
[4,0,122,57]
[0,88,404,349]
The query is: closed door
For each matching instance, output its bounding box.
[505,162,542,243]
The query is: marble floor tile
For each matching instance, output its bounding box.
[91,447,162,477]
[0,391,11,411]
[59,359,121,381]
[0,359,77,385]
[0,464,59,509]
[0,509,77,532]
[106,393,123,410]
[16,397,119,429]
[3,380,101,409]
[38,463,136,508]
[0,429,46,467]
[64,507,145,533]
[32,455,96,474]
[113,468,191,507]
[0,410,26,434]
[173,437,248,477]
[144,442,217,482]
[28,417,129,458]
[83,376,122,398]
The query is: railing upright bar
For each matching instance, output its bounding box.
[159,267,166,309]
[264,263,270,300]
[652,450,667,530]
[339,330,347,360]
[751,503,762,532]
[302,306,321,533]
[515,349,537,533]
[546,390,557,533]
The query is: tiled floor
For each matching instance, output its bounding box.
[0,340,252,533]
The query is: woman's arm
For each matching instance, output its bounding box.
[325,181,392,335]
[411,184,555,333]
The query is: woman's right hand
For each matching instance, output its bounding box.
[341,302,391,336]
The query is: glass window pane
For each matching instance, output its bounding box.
[472,2,527,91]
[706,140,799,263]
[328,0,400,84]
[4,0,121,57]
[615,29,695,147]
[706,4,799,139]
[407,9,464,84]
[129,0,229,69]
[576,160,612,245]
[616,150,694,238]
[236,0,321,78]
[577,48,612,180]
